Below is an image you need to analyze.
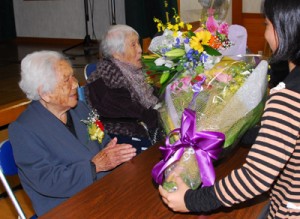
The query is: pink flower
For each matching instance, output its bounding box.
[218,22,229,35]
[206,9,218,34]
[170,81,179,93]
[180,77,192,90]
[170,76,192,93]
[215,73,232,83]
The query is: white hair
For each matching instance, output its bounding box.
[100,24,139,58]
[19,50,69,100]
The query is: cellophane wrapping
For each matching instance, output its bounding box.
[160,56,269,191]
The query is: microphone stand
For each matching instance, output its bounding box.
[63,0,96,56]
[110,0,116,25]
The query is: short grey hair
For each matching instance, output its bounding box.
[100,24,139,58]
[19,50,70,100]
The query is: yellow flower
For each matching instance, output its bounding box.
[186,23,192,30]
[82,110,105,144]
[178,21,184,28]
[174,15,180,23]
[173,24,179,32]
[157,23,163,32]
[88,123,104,144]
[190,30,212,52]
[154,17,165,32]
[153,17,160,23]
[167,23,173,30]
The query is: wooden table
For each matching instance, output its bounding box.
[40,144,269,219]
[0,99,30,127]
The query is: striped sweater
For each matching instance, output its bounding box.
[185,66,300,218]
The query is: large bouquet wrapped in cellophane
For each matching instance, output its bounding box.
[152,56,269,192]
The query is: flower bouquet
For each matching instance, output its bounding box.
[162,55,268,147]
[152,56,269,192]
[143,9,233,96]
[148,7,269,192]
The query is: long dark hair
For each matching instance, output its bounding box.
[263,0,300,65]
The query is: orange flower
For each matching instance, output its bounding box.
[209,35,222,49]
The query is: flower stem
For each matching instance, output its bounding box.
[210,0,215,9]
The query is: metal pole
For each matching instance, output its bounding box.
[0,169,26,219]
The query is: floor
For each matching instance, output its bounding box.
[1,189,35,219]
[0,39,99,218]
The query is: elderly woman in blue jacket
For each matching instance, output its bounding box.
[8,51,136,216]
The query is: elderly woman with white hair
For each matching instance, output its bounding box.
[85,24,164,154]
[8,50,136,216]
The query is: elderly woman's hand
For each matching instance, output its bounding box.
[91,137,136,172]
[158,175,190,212]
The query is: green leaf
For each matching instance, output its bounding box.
[203,45,222,56]
[165,48,185,59]
[158,69,184,96]
[160,71,170,84]
[187,31,195,38]
[195,65,204,74]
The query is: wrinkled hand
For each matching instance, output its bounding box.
[153,102,162,110]
[159,175,190,212]
[92,137,136,172]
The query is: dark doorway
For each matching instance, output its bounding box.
[0,0,16,41]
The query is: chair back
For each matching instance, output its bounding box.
[84,63,97,80]
[77,86,86,104]
[0,140,26,219]
[0,140,18,175]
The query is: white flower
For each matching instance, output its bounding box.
[155,57,167,66]
[154,57,174,68]
[165,60,174,68]
[184,43,191,53]
[203,55,222,70]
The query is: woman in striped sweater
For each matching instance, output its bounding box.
[159,0,300,218]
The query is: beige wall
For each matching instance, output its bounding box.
[13,0,126,39]
[12,0,263,40]
[243,0,263,13]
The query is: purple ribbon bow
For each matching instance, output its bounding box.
[151,108,225,187]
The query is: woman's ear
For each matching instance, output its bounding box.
[38,87,51,103]
[112,53,120,60]
[113,52,124,61]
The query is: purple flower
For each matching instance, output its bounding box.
[186,49,193,59]
[174,38,181,48]
[161,48,170,54]
[200,53,208,63]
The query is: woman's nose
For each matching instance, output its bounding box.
[137,44,142,54]
[72,76,79,89]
